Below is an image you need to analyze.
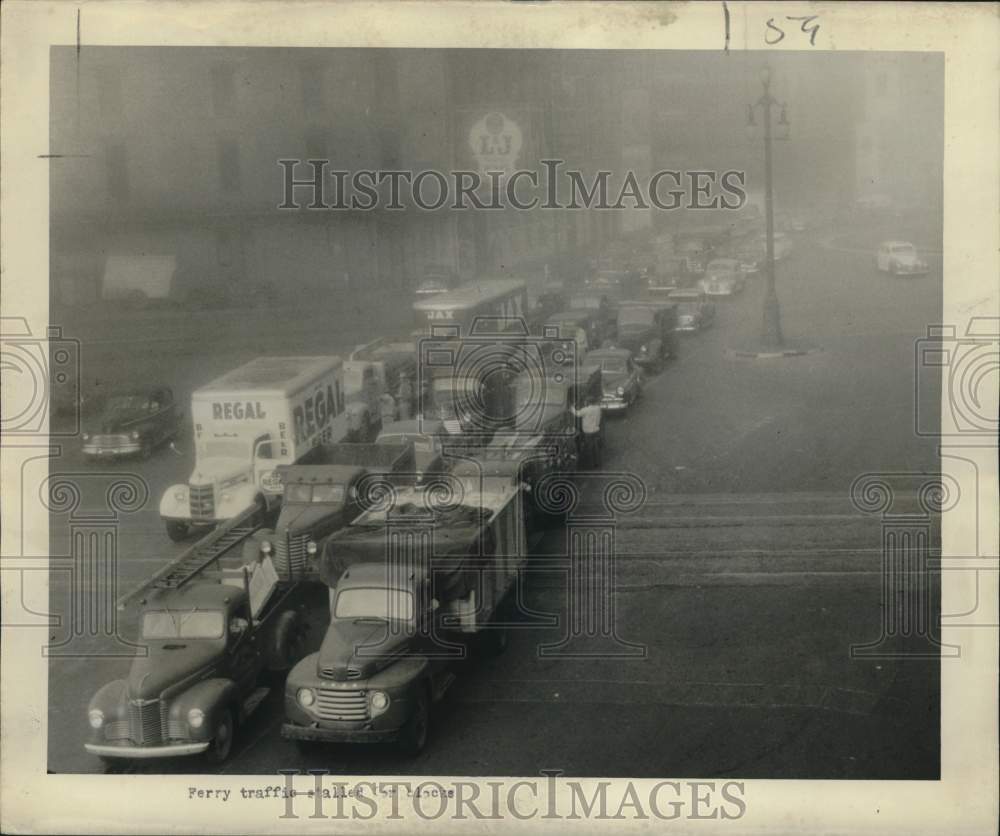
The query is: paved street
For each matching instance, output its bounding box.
[44,224,942,778]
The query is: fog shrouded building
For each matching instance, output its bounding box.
[50,48,936,307]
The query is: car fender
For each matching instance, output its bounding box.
[89,678,127,716]
[168,678,242,734]
[159,484,190,518]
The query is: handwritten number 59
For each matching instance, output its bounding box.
[765,15,820,46]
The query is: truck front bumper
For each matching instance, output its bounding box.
[85,741,210,759]
[600,396,629,412]
[282,722,401,745]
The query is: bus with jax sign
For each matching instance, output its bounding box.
[412,279,528,336]
[159,357,347,541]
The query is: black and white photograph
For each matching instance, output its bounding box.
[1,2,997,833]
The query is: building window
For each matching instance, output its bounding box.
[211,64,236,116]
[218,139,241,192]
[106,144,129,201]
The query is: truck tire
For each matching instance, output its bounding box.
[205,707,235,764]
[398,687,430,757]
[268,611,303,673]
[165,520,190,542]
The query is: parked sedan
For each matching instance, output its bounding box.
[698,258,746,297]
[584,347,642,412]
[81,385,181,459]
[876,240,929,275]
[667,289,716,332]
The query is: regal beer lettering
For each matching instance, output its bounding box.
[212,401,267,420]
[292,383,341,445]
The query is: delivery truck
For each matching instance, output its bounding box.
[159,356,346,541]
[282,473,526,755]
[241,441,416,581]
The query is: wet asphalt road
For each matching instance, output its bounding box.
[43,224,943,778]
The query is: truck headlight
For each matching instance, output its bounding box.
[130,431,140,440]
[220,492,233,504]
[616,386,625,396]
[82,433,90,441]
[297,688,316,708]
[261,540,272,555]
[369,690,390,716]
[187,708,205,729]
[173,488,187,503]
[640,344,648,353]
[306,540,318,557]
[88,709,104,729]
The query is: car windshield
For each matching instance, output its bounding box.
[599,357,628,373]
[891,245,915,254]
[619,308,654,327]
[335,587,414,621]
[379,433,434,454]
[200,439,249,460]
[285,483,345,504]
[142,609,225,639]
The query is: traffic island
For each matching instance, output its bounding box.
[726,339,822,359]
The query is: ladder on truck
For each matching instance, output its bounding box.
[116,504,264,611]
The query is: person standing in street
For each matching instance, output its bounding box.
[572,399,603,469]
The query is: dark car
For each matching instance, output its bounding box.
[614,303,675,371]
[667,289,716,332]
[81,385,181,459]
[584,348,642,413]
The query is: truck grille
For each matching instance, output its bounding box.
[166,720,188,740]
[127,699,162,744]
[274,533,309,579]
[104,720,130,741]
[189,483,214,520]
[314,688,369,721]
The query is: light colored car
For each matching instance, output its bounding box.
[876,241,929,275]
[667,289,715,332]
[698,258,745,297]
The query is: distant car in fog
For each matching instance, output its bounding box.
[81,385,181,459]
[667,289,715,332]
[876,241,929,275]
[676,239,711,275]
[698,259,745,297]
[414,270,460,296]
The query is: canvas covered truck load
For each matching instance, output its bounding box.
[88,509,310,766]
[282,479,526,753]
[241,441,416,582]
[159,356,346,541]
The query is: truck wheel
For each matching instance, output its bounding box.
[165,521,190,542]
[205,707,235,764]
[398,688,429,757]
[268,611,303,673]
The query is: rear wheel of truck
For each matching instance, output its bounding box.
[268,611,304,675]
[398,688,429,757]
[205,708,235,764]
[165,520,190,542]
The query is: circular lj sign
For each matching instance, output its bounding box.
[469,112,523,179]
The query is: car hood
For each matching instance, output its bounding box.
[127,640,224,701]
[601,373,630,391]
[317,619,414,681]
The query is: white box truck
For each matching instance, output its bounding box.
[159,356,346,541]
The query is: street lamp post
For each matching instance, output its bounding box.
[747,65,789,348]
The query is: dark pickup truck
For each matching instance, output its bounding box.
[243,442,415,581]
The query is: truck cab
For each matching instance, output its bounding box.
[86,578,306,766]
